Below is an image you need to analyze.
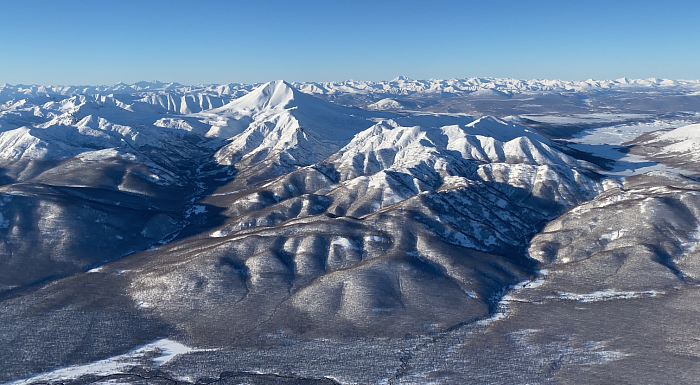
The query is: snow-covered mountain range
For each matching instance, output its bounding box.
[3,76,699,104]
[295,76,700,96]
[2,78,700,384]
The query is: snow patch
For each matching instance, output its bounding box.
[556,289,662,302]
[186,205,207,218]
[512,270,549,290]
[210,229,227,238]
[600,229,625,242]
[680,227,700,254]
[331,236,358,250]
[7,339,212,385]
[364,235,384,242]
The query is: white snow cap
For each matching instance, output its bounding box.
[214,80,297,113]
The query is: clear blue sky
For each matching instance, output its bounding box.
[1,0,698,85]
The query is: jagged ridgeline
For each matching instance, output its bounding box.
[0,79,620,379]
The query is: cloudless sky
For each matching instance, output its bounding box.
[0,0,698,85]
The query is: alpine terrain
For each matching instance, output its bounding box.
[2,77,700,384]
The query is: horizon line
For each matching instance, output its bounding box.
[2,76,700,88]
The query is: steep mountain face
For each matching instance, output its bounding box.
[2,79,700,384]
[199,80,394,188]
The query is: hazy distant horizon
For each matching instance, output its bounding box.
[3,75,700,88]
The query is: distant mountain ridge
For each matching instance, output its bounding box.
[2,76,700,101]
[294,76,700,96]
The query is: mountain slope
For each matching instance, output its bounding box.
[198,80,396,188]
[111,90,612,343]
[5,78,697,384]
[627,122,700,173]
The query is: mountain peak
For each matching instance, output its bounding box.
[463,115,544,143]
[466,115,512,131]
[222,79,298,113]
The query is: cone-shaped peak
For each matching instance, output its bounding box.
[227,80,299,112]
